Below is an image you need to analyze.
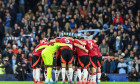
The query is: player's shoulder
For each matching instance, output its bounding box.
[81,39,87,42]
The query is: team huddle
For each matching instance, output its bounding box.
[32,35,102,84]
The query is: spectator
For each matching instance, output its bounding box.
[123,20,131,30]
[117,58,127,74]
[5,48,13,61]
[10,54,18,71]
[133,59,140,73]
[15,62,27,81]
[101,72,110,81]
[121,33,130,51]
[113,36,123,52]
[0,58,13,74]
[133,40,139,49]
[12,45,19,54]
[127,61,134,73]
[84,32,94,40]
[25,9,34,19]
[114,56,119,73]
[128,67,139,81]
[99,39,109,55]
[113,13,124,25]
[0,18,4,44]
[5,13,12,34]
[51,0,58,13]
[69,19,76,29]
[19,0,25,14]
[0,62,5,74]
[103,56,116,73]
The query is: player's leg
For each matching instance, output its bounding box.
[77,56,84,83]
[32,55,37,83]
[82,55,89,84]
[97,57,102,84]
[61,49,67,83]
[44,65,47,81]
[77,67,82,83]
[61,63,66,83]
[97,67,101,84]
[90,67,96,84]
[87,67,92,83]
[74,56,78,82]
[68,50,74,83]
[32,55,41,83]
[33,67,36,83]
[42,52,53,83]
[66,64,70,82]
[55,66,61,82]
[89,56,98,84]
[55,56,61,82]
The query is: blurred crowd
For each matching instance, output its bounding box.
[0,0,140,81]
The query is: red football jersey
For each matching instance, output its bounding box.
[73,46,77,57]
[86,40,98,57]
[97,47,102,57]
[55,38,73,50]
[74,39,88,56]
[89,41,102,57]
[32,42,53,57]
[56,49,61,58]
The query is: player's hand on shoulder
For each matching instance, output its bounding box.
[35,49,37,52]
[68,44,73,49]
[90,46,93,49]
[85,49,88,53]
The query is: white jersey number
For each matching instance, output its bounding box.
[64,38,70,43]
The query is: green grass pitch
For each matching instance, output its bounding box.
[0,81,140,84]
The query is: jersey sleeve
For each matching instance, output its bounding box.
[47,42,54,45]
[86,41,91,49]
[36,45,48,51]
[55,38,61,42]
[97,48,102,56]
[57,43,69,47]
[74,39,80,44]
[92,43,98,48]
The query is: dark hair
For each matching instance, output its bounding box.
[48,37,54,41]
[72,36,76,39]
[80,37,84,40]
[63,35,68,37]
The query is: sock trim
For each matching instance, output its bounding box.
[93,72,96,75]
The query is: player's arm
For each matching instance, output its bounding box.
[86,42,92,49]
[92,43,98,48]
[50,39,56,42]
[93,40,97,43]
[47,42,54,45]
[63,37,74,41]
[74,43,88,53]
[50,38,61,42]
[36,45,48,51]
[74,39,86,45]
[57,43,73,49]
